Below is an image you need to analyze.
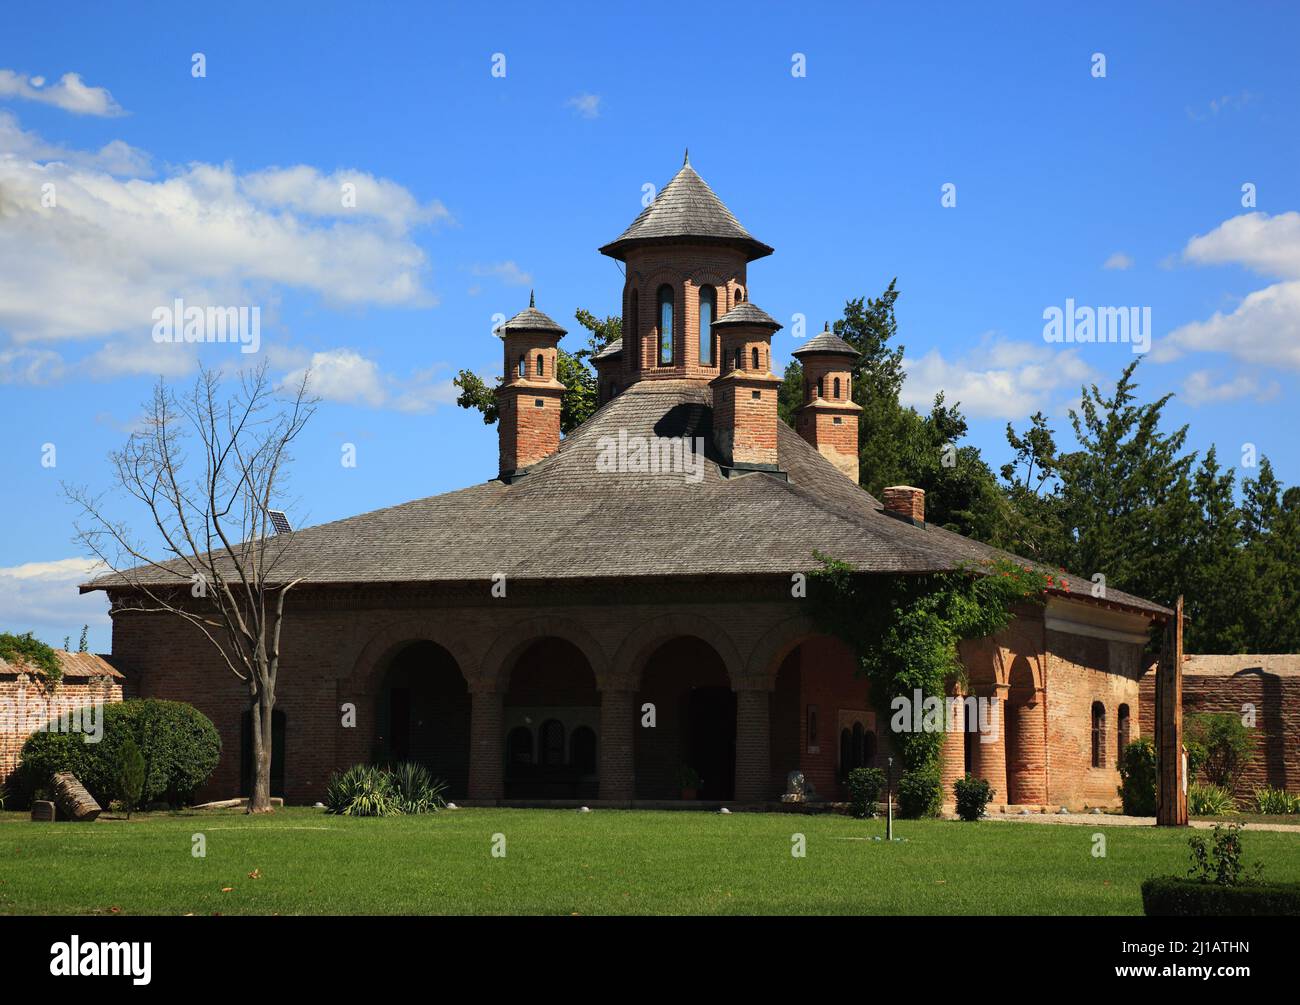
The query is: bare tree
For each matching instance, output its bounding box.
[67,362,317,813]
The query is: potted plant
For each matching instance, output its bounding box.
[679,765,702,800]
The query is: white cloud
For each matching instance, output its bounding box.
[0,118,447,355]
[0,109,149,174]
[1156,212,1300,369]
[0,70,124,117]
[566,93,602,119]
[901,335,1096,419]
[1182,369,1280,406]
[470,260,533,287]
[1102,251,1133,270]
[0,558,110,644]
[281,350,457,413]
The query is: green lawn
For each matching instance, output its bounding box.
[2,807,1298,915]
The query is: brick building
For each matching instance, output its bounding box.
[81,156,1173,810]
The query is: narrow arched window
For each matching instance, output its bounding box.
[839,728,852,779]
[571,726,597,774]
[517,355,526,378]
[863,730,877,764]
[657,284,674,365]
[1117,704,1131,765]
[536,353,544,377]
[817,377,824,398]
[629,289,640,371]
[751,346,759,370]
[698,286,715,365]
[851,722,865,771]
[507,726,533,765]
[833,377,841,399]
[733,347,742,371]
[1090,702,1106,769]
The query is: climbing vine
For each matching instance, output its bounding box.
[0,631,62,687]
[810,554,1055,815]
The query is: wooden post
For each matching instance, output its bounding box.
[51,771,102,822]
[1155,596,1187,826]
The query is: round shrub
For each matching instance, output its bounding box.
[897,765,943,818]
[953,773,994,821]
[845,766,885,818]
[1118,737,1157,816]
[16,699,220,809]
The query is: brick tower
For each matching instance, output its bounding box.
[709,301,784,474]
[495,292,567,482]
[598,151,773,388]
[792,323,862,482]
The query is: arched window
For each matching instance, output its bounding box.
[698,286,715,365]
[540,719,566,767]
[833,377,841,399]
[839,727,852,778]
[817,377,824,399]
[851,721,865,772]
[863,730,877,764]
[1090,702,1106,769]
[1117,704,1131,765]
[751,346,760,370]
[570,726,597,774]
[657,284,674,365]
[536,353,544,377]
[629,289,640,371]
[507,726,533,766]
[517,355,525,378]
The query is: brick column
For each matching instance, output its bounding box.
[1006,690,1047,805]
[599,688,636,802]
[939,691,967,806]
[734,686,772,803]
[968,688,1008,806]
[468,689,503,801]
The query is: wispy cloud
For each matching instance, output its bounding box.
[469,260,533,287]
[1102,251,1133,270]
[1182,369,1280,406]
[0,558,110,647]
[566,93,602,119]
[0,70,125,117]
[280,349,457,413]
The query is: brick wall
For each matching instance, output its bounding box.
[0,672,127,786]
[1139,657,1300,797]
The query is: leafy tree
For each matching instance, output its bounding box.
[115,736,145,818]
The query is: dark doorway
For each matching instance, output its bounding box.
[688,686,736,800]
[381,641,471,798]
[240,708,286,798]
[503,637,599,799]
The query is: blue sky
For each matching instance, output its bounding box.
[2,1,1298,651]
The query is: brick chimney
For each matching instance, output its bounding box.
[882,485,925,525]
[792,322,862,482]
[709,301,783,475]
[495,293,567,483]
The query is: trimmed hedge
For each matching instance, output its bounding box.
[15,699,220,808]
[1142,877,1300,916]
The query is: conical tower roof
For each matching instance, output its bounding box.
[499,291,567,337]
[599,154,773,262]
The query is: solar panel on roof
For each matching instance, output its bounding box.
[268,510,292,535]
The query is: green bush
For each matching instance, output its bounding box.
[845,767,885,818]
[387,761,447,814]
[1253,787,1300,815]
[1188,781,1237,817]
[1118,736,1157,816]
[115,737,145,817]
[15,699,220,809]
[897,765,942,818]
[953,773,994,821]
[1142,877,1300,916]
[1188,822,1260,886]
[325,764,400,817]
[1186,712,1254,791]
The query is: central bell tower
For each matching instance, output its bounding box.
[597,153,773,392]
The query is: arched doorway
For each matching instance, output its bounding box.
[636,636,735,800]
[380,640,471,798]
[503,638,599,799]
[1004,654,1046,805]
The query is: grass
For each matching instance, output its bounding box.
[1,807,1299,915]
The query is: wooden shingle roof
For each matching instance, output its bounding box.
[82,380,1169,616]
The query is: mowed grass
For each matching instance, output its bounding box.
[1,807,1298,915]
